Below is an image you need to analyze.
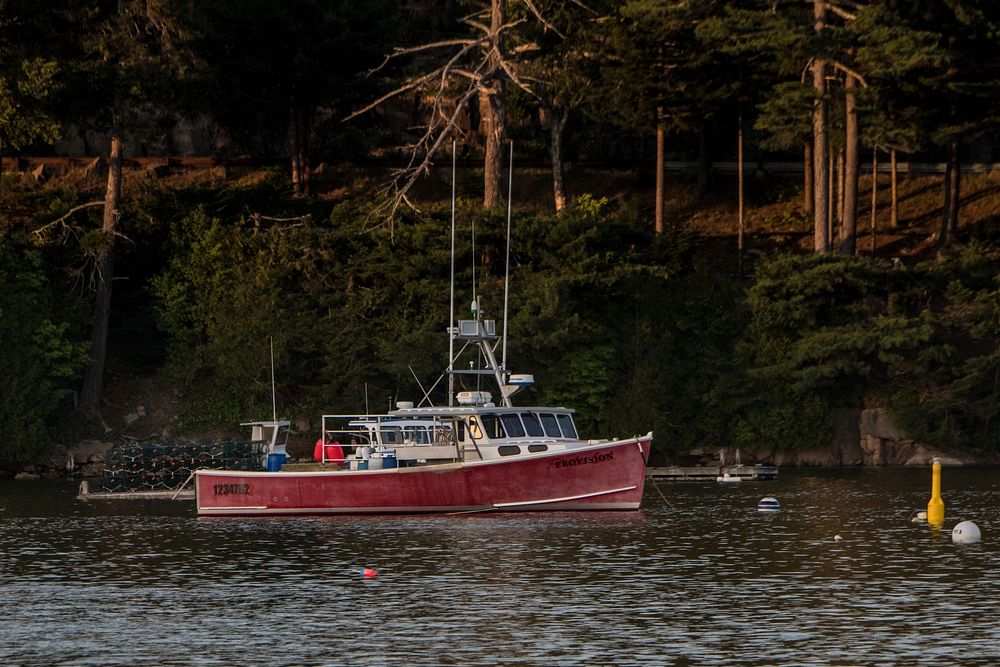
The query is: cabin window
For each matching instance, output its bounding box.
[380,429,400,444]
[556,414,578,439]
[500,414,526,438]
[498,445,521,456]
[521,413,544,437]
[468,417,483,439]
[433,425,453,445]
[402,426,431,444]
[456,420,466,442]
[539,413,561,437]
[528,444,548,453]
[481,415,505,438]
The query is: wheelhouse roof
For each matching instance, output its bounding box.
[322,406,575,420]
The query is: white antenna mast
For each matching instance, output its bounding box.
[448,139,457,407]
[471,200,477,320]
[269,336,277,421]
[501,140,513,371]
[500,141,514,371]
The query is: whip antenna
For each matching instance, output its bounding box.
[448,139,456,406]
[269,336,277,421]
[502,141,513,371]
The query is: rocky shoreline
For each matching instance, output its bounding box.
[2,408,994,482]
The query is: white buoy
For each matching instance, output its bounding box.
[911,510,928,524]
[834,534,843,541]
[952,521,981,544]
[757,497,780,512]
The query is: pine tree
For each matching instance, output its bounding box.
[69,0,195,416]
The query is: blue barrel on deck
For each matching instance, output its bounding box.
[266,453,287,471]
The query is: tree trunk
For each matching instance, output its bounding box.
[890,149,898,229]
[696,122,710,200]
[803,141,814,214]
[481,0,507,208]
[655,104,665,234]
[836,149,844,229]
[827,147,834,246]
[79,135,123,415]
[289,103,312,197]
[737,112,745,276]
[811,0,829,253]
[548,106,569,212]
[840,76,859,255]
[940,141,960,245]
[289,105,301,196]
[870,147,878,254]
[299,106,312,197]
[948,141,960,239]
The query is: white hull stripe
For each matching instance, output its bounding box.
[197,501,641,515]
[492,485,638,508]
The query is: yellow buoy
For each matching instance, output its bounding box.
[927,457,944,527]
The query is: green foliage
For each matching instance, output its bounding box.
[733,250,1000,453]
[0,234,87,463]
[754,82,813,151]
[150,194,706,458]
[0,0,67,150]
[0,57,61,148]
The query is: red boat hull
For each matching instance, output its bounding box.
[196,436,652,516]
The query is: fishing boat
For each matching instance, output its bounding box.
[194,146,652,516]
[195,318,652,516]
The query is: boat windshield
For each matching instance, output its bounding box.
[539,413,561,437]
[500,414,525,438]
[557,413,578,439]
[478,415,504,439]
[521,413,544,437]
[468,412,577,440]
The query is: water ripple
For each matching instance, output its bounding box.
[1,468,999,665]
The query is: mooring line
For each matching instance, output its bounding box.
[649,477,675,509]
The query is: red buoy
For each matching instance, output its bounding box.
[314,438,345,465]
[360,567,378,579]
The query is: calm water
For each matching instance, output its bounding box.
[1,468,999,666]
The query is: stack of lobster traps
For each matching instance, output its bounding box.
[100,440,266,493]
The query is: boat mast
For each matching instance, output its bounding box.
[448,139,457,407]
[446,142,531,409]
[501,141,513,373]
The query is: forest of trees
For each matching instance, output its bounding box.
[2,0,1000,466]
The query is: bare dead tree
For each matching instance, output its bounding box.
[346,0,567,223]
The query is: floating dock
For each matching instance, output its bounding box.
[647,464,778,481]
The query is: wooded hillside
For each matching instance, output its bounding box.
[2,1,1000,465]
